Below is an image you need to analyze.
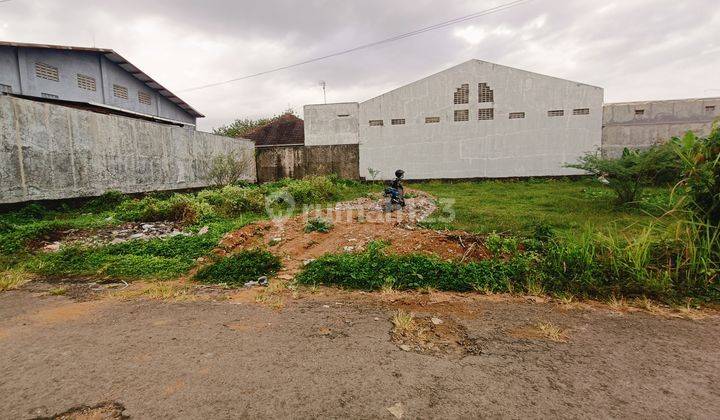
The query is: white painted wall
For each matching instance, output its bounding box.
[304,102,359,146]
[357,60,603,179]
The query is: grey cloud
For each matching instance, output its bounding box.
[0,0,717,131]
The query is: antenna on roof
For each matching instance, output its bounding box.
[319,81,327,104]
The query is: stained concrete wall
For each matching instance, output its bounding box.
[304,60,603,180]
[304,103,359,146]
[0,95,255,204]
[255,144,359,183]
[602,97,720,157]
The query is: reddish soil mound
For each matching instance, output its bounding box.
[218,192,491,276]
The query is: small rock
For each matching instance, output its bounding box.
[343,246,354,252]
[431,317,443,325]
[244,281,259,288]
[322,304,330,308]
[196,257,205,263]
[141,224,153,230]
[303,259,316,266]
[104,216,114,222]
[129,233,145,239]
[43,242,61,252]
[257,276,268,286]
[387,403,405,419]
[272,237,282,242]
[374,317,380,321]
[399,344,411,352]
[198,226,210,235]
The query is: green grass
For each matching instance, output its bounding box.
[195,249,281,285]
[414,178,672,236]
[0,176,373,282]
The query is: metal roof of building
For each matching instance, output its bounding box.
[0,41,204,118]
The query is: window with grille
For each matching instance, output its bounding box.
[138,91,152,105]
[573,108,590,115]
[425,117,440,124]
[706,105,716,113]
[453,84,469,104]
[478,83,494,103]
[369,120,384,126]
[635,109,645,116]
[391,119,405,125]
[35,62,59,82]
[548,110,564,117]
[509,112,525,119]
[77,74,96,91]
[113,84,128,100]
[478,108,494,120]
[454,109,469,122]
[0,84,12,93]
[41,93,59,99]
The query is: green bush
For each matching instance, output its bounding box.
[194,249,281,285]
[282,176,339,204]
[304,217,333,233]
[674,129,720,227]
[197,185,265,215]
[568,144,680,205]
[115,194,212,224]
[85,190,128,212]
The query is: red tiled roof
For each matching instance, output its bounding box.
[244,114,304,146]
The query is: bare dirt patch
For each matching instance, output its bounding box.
[217,191,491,277]
[390,310,480,358]
[34,401,127,419]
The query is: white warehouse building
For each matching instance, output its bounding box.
[304,60,603,180]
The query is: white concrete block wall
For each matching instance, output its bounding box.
[304,102,359,146]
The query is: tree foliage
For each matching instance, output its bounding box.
[207,151,253,186]
[213,108,296,138]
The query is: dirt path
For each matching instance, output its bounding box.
[1,286,719,419]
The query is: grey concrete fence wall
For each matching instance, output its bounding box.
[0,95,256,204]
[255,144,359,183]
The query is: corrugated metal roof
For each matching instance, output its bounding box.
[0,41,204,118]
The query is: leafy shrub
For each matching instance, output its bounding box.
[282,176,339,204]
[197,185,265,215]
[304,217,333,233]
[673,129,720,227]
[115,194,212,225]
[85,190,127,212]
[206,151,253,186]
[568,144,680,205]
[194,249,281,285]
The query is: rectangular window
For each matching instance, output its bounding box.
[368,120,384,126]
[478,83,494,103]
[0,84,12,93]
[138,91,152,105]
[41,93,59,99]
[113,84,128,100]
[454,109,469,122]
[478,108,494,120]
[635,109,645,116]
[35,62,59,82]
[391,119,406,125]
[509,112,525,119]
[706,105,716,113]
[548,110,564,117]
[77,74,96,91]
[573,108,590,115]
[425,117,440,124]
[337,114,350,117]
[454,84,469,105]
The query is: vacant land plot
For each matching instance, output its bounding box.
[1,176,718,418]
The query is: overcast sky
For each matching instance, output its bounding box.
[1,0,718,131]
